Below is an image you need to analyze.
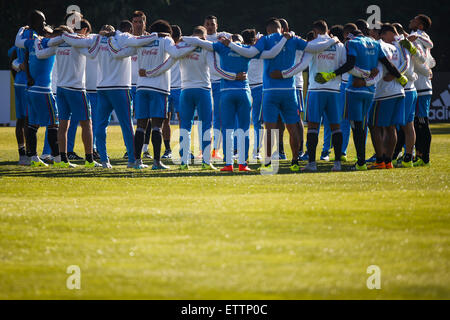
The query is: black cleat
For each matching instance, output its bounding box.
[67,152,84,160]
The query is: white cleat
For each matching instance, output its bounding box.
[133,159,149,169]
[331,161,342,172]
[102,161,113,169]
[302,162,317,172]
[18,155,31,166]
[30,155,48,167]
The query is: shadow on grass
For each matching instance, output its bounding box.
[0,159,357,179]
[430,125,450,135]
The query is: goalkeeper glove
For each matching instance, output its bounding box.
[315,72,336,84]
[399,39,418,55]
[396,75,408,87]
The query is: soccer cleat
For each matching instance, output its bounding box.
[40,154,51,161]
[152,161,169,170]
[93,150,101,160]
[340,154,348,162]
[143,151,153,159]
[366,154,377,163]
[85,160,102,168]
[320,150,330,161]
[201,163,217,170]
[123,152,128,159]
[253,153,263,161]
[58,161,78,168]
[67,152,83,160]
[331,161,342,172]
[302,162,317,172]
[161,150,172,159]
[101,161,113,169]
[278,152,287,160]
[190,152,195,160]
[385,162,394,169]
[299,152,309,161]
[258,163,273,172]
[290,163,301,172]
[354,163,368,171]
[179,164,189,170]
[239,164,252,172]
[220,165,234,172]
[18,155,31,166]
[30,156,48,167]
[413,157,430,167]
[401,160,414,168]
[133,159,148,170]
[211,149,222,161]
[196,152,203,160]
[369,162,386,170]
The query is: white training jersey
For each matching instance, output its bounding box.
[55,33,86,89]
[206,32,231,82]
[403,48,417,92]
[341,72,349,85]
[131,54,138,86]
[307,34,346,92]
[294,50,304,89]
[85,54,99,92]
[248,58,263,87]
[170,61,181,89]
[179,45,211,90]
[411,31,434,96]
[51,62,57,94]
[374,40,408,101]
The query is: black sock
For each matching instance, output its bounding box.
[306,130,318,163]
[331,130,343,161]
[47,127,59,157]
[422,118,431,163]
[144,122,152,145]
[351,121,366,166]
[134,128,145,160]
[291,159,299,166]
[164,139,171,152]
[26,125,38,157]
[151,128,162,161]
[18,146,26,156]
[393,128,405,160]
[60,152,68,162]
[385,156,392,164]
[404,153,412,162]
[278,138,285,154]
[414,117,424,155]
[85,154,93,163]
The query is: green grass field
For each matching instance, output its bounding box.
[0,124,449,299]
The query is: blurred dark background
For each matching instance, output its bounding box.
[1,0,448,70]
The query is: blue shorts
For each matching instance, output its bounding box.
[369,97,405,127]
[135,89,168,119]
[14,84,28,119]
[262,89,300,124]
[404,90,418,123]
[169,88,181,114]
[27,87,58,126]
[344,89,374,123]
[56,87,91,121]
[304,90,341,124]
[296,88,304,113]
[130,85,137,102]
[416,94,431,118]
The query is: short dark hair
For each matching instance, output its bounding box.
[150,19,172,35]
[132,10,146,23]
[75,18,91,33]
[205,15,217,22]
[306,30,315,41]
[312,20,328,33]
[278,18,289,32]
[193,25,206,36]
[329,25,344,42]
[119,20,133,33]
[265,17,281,30]
[242,28,256,45]
[417,14,432,31]
[392,22,405,35]
[231,33,243,43]
[355,19,369,36]
[380,23,397,35]
[343,23,357,35]
[171,24,182,41]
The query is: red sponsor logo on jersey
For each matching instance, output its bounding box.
[142,48,159,55]
[318,53,336,60]
[187,53,199,61]
[57,49,71,56]
[132,56,138,62]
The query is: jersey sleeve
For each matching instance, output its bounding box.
[304,36,337,53]
[281,52,313,78]
[144,57,177,77]
[260,36,287,59]
[46,36,64,47]
[15,27,27,49]
[346,40,358,57]
[165,38,196,59]
[376,42,386,60]
[108,36,137,59]
[182,36,214,51]
[207,51,236,80]
[253,36,266,52]
[121,32,159,47]
[62,33,95,48]
[35,39,57,59]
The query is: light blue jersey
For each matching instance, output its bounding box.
[212,42,252,90]
[25,38,55,89]
[254,33,307,91]
[346,36,385,94]
[15,29,37,85]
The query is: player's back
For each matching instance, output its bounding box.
[248,58,263,86]
[97,35,131,89]
[55,34,86,89]
[179,45,210,90]
[213,42,251,90]
[25,38,55,89]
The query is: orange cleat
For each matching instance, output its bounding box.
[220,165,234,172]
[385,162,394,169]
[211,149,223,161]
[239,164,252,172]
[368,162,386,170]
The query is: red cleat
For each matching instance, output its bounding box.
[220,165,234,172]
[239,164,252,172]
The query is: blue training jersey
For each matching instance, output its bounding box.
[346,36,385,93]
[213,42,252,90]
[15,29,37,85]
[254,33,307,91]
[24,37,55,89]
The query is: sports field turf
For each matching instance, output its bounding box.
[0,124,449,299]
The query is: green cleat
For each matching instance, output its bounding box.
[179,164,189,170]
[258,164,273,172]
[85,160,102,168]
[290,163,301,172]
[54,161,77,168]
[341,155,348,162]
[354,163,368,171]
[201,163,217,170]
[401,160,414,168]
[30,156,48,167]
